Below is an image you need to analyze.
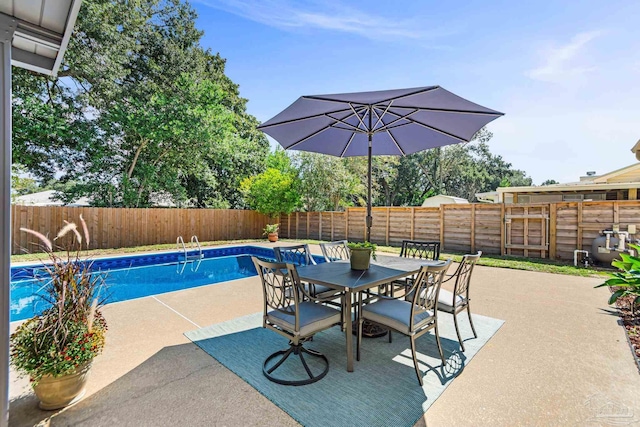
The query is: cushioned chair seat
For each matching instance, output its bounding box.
[362,298,433,334]
[268,302,341,337]
[437,289,466,312]
[310,284,338,296]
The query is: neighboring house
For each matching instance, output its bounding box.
[421,195,468,207]
[494,162,640,203]
[475,191,500,203]
[13,190,180,208]
[13,190,90,207]
[475,141,640,204]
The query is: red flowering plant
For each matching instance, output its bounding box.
[10,215,108,385]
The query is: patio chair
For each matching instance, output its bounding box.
[437,251,482,352]
[400,240,441,260]
[356,260,451,386]
[274,243,318,267]
[319,240,350,263]
[391,240,442,296]
[252,257,342,386]
[274,244,339,300]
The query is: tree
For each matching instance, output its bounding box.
[240,168,300,218]
[294,152,363,211]
[11,164,40,201]
[541,179,559,186]
[12,0,268,208]
[372,128,532,205]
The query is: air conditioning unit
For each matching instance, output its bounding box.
[563,194,584,201]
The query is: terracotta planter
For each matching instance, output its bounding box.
[33,361,92,410]
[268,232,278,242]
[350,248,372,270]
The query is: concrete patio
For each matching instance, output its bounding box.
[9,243,640,426]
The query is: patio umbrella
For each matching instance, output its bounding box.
[258,86,504,242]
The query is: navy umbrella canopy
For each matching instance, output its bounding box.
[258,86,504,241]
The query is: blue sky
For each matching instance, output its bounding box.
[192,0,640,185]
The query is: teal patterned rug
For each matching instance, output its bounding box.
[186,312,504,427]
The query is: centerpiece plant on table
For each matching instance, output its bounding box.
[347,241,377,270]
[10,215,108,410]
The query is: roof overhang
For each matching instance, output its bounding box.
[498,182,640,194]
[0,0,82,76]
[592,162,640,183]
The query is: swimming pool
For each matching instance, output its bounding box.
[10,246,325,322]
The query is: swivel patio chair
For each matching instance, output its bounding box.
[319,240,350,263]
[437,251,482,352]
[252,257,342,386]
[356,260,451,386]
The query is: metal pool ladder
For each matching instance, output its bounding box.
[176,235,204,261]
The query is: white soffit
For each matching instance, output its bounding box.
[0,0,82,76]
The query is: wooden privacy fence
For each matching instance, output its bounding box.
[11,206,271,255]
[279,201,640,261]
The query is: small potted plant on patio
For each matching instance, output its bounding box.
[263,224,279,242]
[10,216,108,410]
[348,241,377,270]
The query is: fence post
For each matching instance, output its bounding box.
[549,203,557,259]
[410,207,415,240]
[296,212,299,239]
[500,204,505,256]
[363,209,366,241]
[386,207,390,246]
[331,212,334,241]
[471,204,476,253]
[439,205,445,250]
[577,203,583,250]
[345,209,349,241]
[523,206,529,257]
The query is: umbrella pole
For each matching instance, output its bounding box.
[366,108,373,243]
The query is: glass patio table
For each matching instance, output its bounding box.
[297,254,445,372]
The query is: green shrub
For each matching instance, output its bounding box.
[596,243,640,315]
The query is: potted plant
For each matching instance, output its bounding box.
[10,215,108,410]
[348,242,377,270]
[264,224,279,242]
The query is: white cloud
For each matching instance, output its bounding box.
[527,31,603,83]
[194,0,457,42]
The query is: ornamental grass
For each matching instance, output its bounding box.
[10,215,108,385]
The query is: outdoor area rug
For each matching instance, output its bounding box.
[185,312,504,427]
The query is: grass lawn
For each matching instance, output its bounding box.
[298,240,609,278]
[11,238,609,278]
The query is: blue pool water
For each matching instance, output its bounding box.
[10,246,325,322]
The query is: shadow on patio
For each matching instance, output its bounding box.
[9,342,299,427]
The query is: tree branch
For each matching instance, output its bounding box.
[127,139,148,179]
